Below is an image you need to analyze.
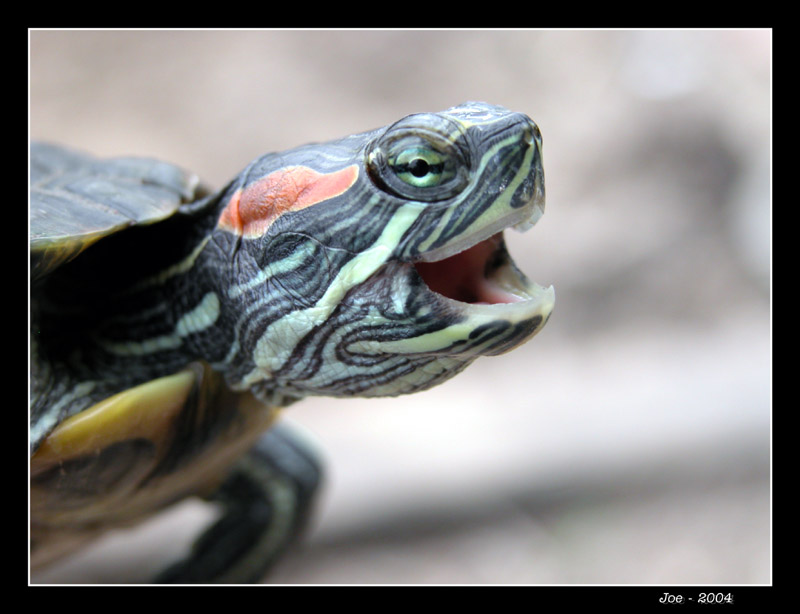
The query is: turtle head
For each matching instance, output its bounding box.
[214,102,554,404]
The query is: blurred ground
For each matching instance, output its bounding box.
[29,29,771,585]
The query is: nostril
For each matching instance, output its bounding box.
[523,127,535,147]
[522,121,541,148]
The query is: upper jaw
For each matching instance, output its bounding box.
[414,190,545,265]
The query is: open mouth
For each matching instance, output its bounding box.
[414,232,532,305]
[408,221,554,321]
[337,197,553,365]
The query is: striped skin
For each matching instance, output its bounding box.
[30,102,553,580]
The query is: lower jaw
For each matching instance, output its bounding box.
[341,232,554,360]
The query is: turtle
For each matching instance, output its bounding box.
[30,101,554,583]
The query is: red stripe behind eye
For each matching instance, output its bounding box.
[218,164,358,237]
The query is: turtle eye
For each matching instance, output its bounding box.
[391,147,451,188]
[368,121,470,202]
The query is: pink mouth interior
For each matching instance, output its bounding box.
[413,234,525,305]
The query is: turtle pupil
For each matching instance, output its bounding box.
[408,158,430,177]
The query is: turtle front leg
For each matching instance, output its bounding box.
[156,424,323,584]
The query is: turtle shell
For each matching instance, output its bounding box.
[29,145,281,573]
[30,142,207,281]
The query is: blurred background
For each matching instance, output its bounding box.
[29,29,771,585]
